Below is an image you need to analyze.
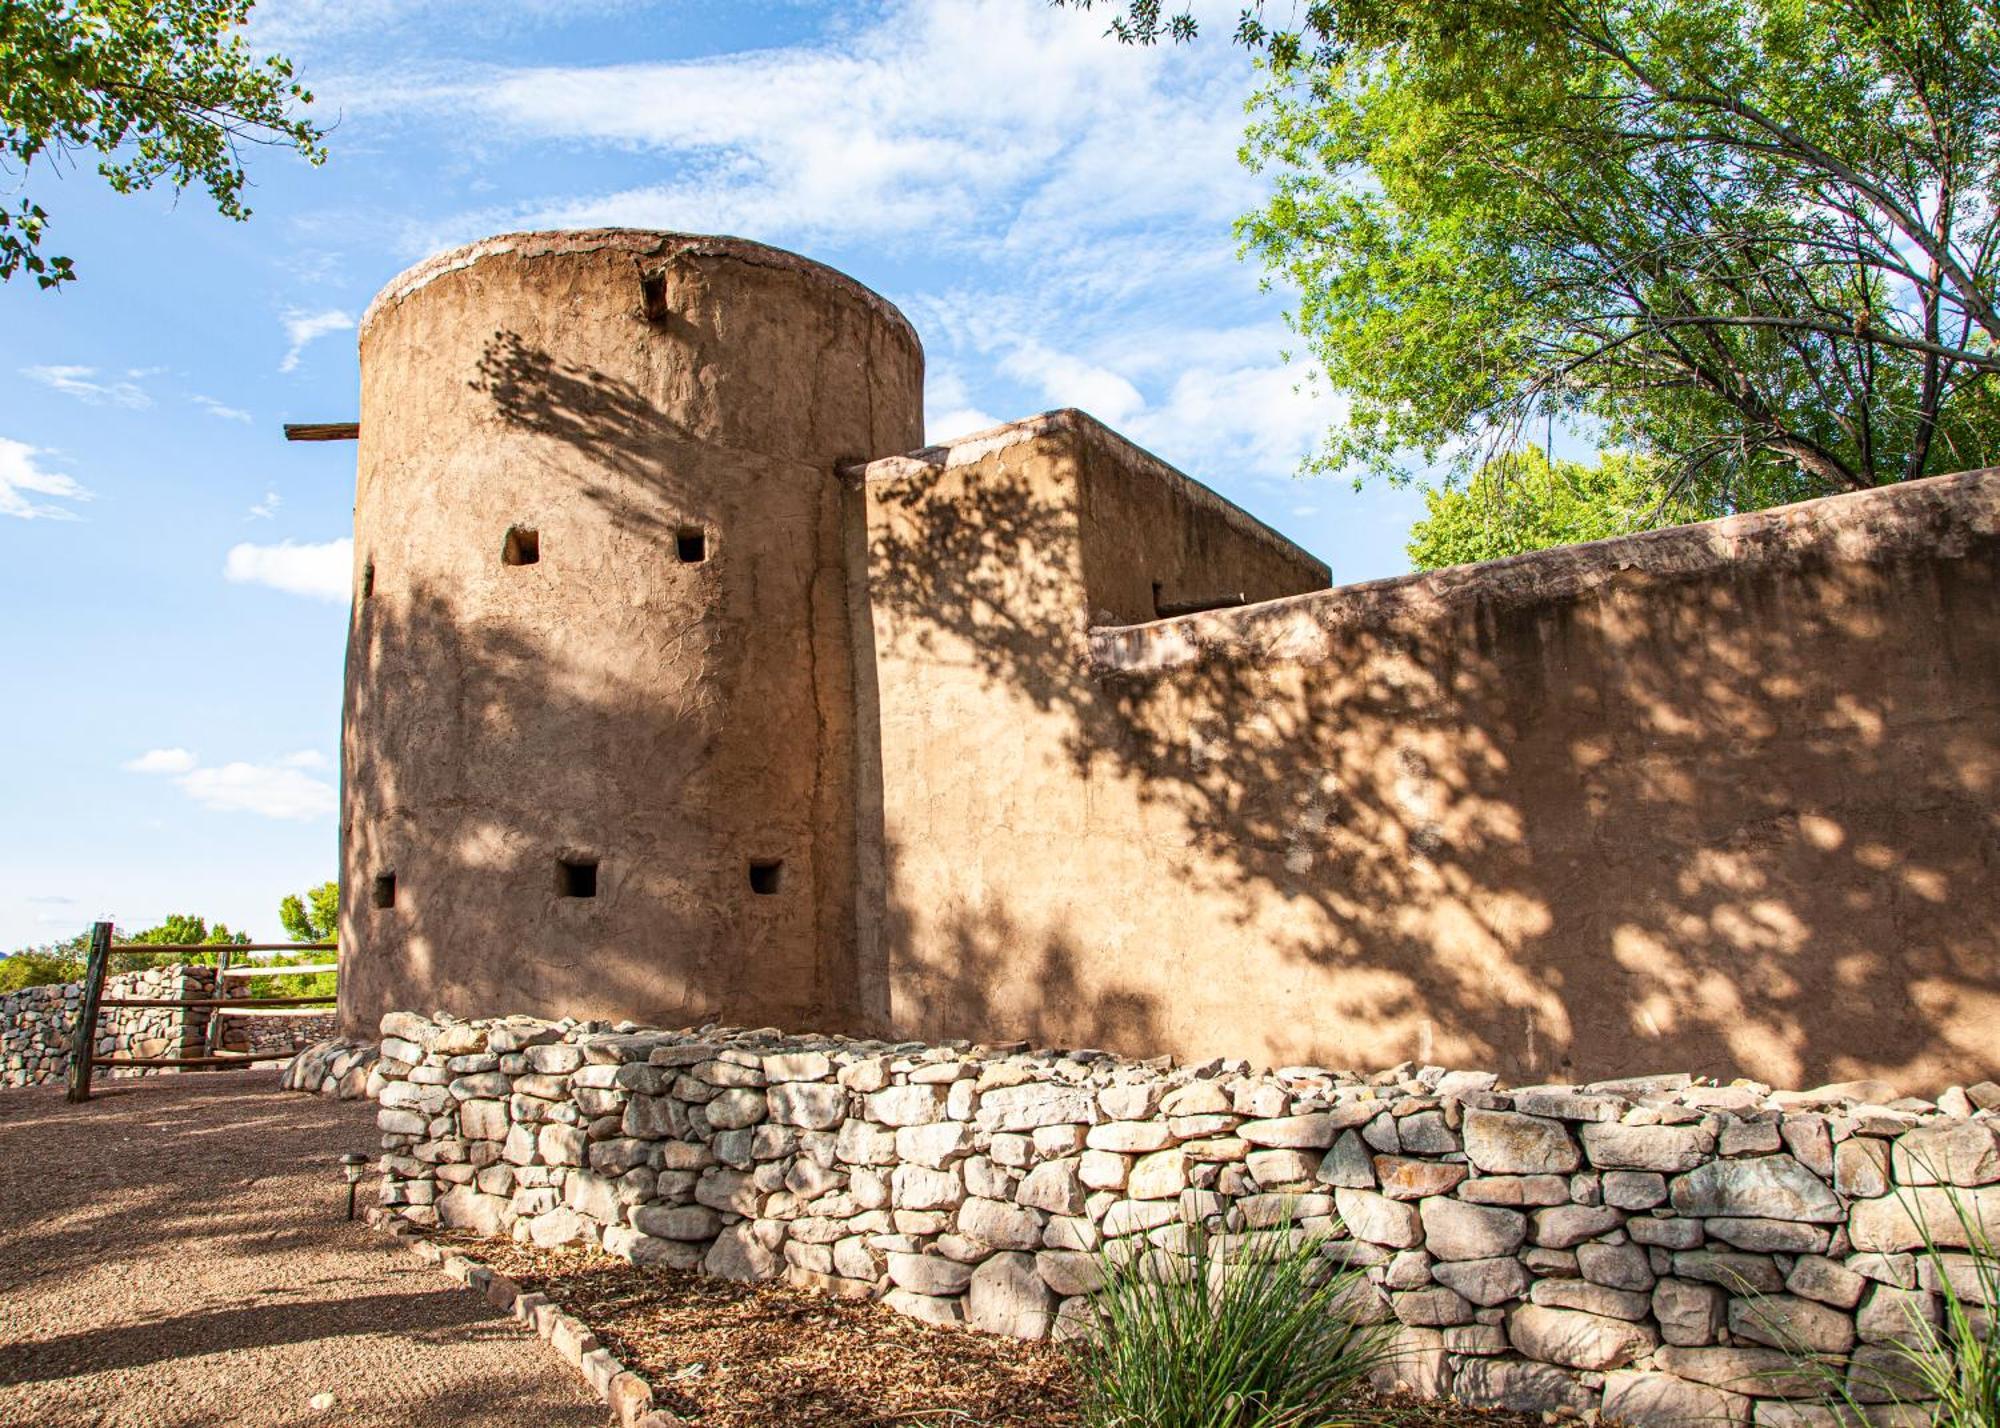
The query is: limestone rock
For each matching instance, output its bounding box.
[1420,1198,1526,1261]
[966,1252,1055,1339]
[1463,1110,1581,1175]
[1602,1370,1752,1428]
[1671,1155,1843,1222]
[1506,1303,1658,1370]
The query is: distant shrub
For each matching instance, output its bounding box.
[0,951,85,993]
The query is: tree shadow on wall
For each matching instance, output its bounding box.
[861,449,2000,1087]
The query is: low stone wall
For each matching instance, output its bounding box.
[0,965,216,1089]
[1,967,342,1090]
[345,1011,2000,1426]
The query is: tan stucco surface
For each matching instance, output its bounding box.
[342,229,1998,1095]
[341,229,923,1035]
[863,428,2000,1090]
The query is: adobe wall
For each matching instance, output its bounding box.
[861,438,2000,1090]
[342,230,925,1038]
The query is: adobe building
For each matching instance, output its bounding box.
[341,229,2000,1091]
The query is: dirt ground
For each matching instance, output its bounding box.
[0,1071,605,1428]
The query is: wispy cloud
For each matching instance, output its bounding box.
[0,438,93,520]
[279,308,355,373]
[22,365,152,409]
[195,395,255,423]
[248,490,283,520]
[125,746,336,820]
[223,537,353,601]
[124,748,198,774]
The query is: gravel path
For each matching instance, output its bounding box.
[0,1071,606,1428]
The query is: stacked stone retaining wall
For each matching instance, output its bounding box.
[334,1011,2000,1426]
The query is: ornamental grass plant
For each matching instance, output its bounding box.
[1065,1212,1392,1428]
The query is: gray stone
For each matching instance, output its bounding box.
[835,1117,899,1165]
[885,1288,963,1327]
[631,1205,721,1241]
[1602,1370,1752,1428]
[1706,1218,1831,1253]
[1854,1285,1938,1345]
[1237,1113,1337,1149]
[975,1083,1097,1132]
[1458,1174,1570,1207]
[1834,1138,1892,1198]
[1529,1277,1651,1320]
[1628,1215,1705,1249]
[1419,1198,1526,1261]
[887,1251,974,1297]
[694,1168,761,1216]
[705,1223,780,1282]
[1429,1256,1528,1306]
[564,1171,621,1223]
[1506,1303,1658,1370]
[1653,1276,1726,1345]
[1891,1121,2000,1187]
[1671,1155,1842,1222]
[1315,1131,1375,1189]
[959,1196,1044,1251]
[435,1186,509,1236]
[890,1164,965,1211]
[1036,1249,1106,1297]
[1655,1345,1826,1399]
[1581,1122,1715,1172]
[1390,1287,1473,1327]
[1529,1203,1623,1247]
[768,1081,846,1130]
[966,1252,1055,1339]
[1785,1254,1867,1309]
[1452,1358,1596,1415]
[1086,1121,1173,1154]
[1849,1187,2000,1252]
[1016,1160,1086,1215]
[704,1088,767,1130]
[868,1085,944,1127]
[1335,1188,1422,1248]
[1602,1171,1668,1210]
[1727,1295,1857,1355]
[1672,1249,1785,1294]
[1463,1110,1581,1175]
[1578,1239,1654,1290]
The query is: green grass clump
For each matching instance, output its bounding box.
[1066,1212,1391,1428]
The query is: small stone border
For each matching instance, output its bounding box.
[367,1207,677,1427]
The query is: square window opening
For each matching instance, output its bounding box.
[558,857,598,898]
[749,859,783,896]
[371,872,397,910]
[503,526,540,566]
[676,527,707,564]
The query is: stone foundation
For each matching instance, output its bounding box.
[337,1012,2000,1425]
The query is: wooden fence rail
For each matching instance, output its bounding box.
[64,921,337,1103]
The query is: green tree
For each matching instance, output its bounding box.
[278,880,338,944]
[1407,451,1675,568]
[0,930,91,992]
[1062,0,2000,510]
[0,0,325,287]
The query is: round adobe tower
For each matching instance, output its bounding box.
[340,230,924,1035]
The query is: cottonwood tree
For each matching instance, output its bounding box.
[0,0,324,287]
[1061,0,2000,512]
[278,880,337,944]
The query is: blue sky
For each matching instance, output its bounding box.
[0,0,1429,951]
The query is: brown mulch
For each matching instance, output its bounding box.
[434,1233,1546,1428]
[434,1233,1078,1427]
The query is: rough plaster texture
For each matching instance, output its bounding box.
[341,228,1999,1095]
[863,432,2000,1088]
[342,229,924,1037]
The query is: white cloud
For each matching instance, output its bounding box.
[22,365,152,408]
[223,537,354,602]
[279,308,355,373]
[196,395,255,423]
[178,762,337,820]
[125,748,199,775]
[0,438,93,520]
[122,746,336,820]
[248,490,283,520]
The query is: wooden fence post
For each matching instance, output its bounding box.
[204,943,233,1058]
[65,921,114,1103]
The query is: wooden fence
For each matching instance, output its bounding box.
[64,921,337,1102]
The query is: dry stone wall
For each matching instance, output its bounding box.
[0,965,220,1089]
[1,966,338,1090]
[337,1011,2000,1426]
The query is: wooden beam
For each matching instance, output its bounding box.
[219,962,337,978]
[97,995,337,1009]
[283,422,359,442]
[92,1052,294,1068]
[109,942,334,955]
[65,921,113,1102]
